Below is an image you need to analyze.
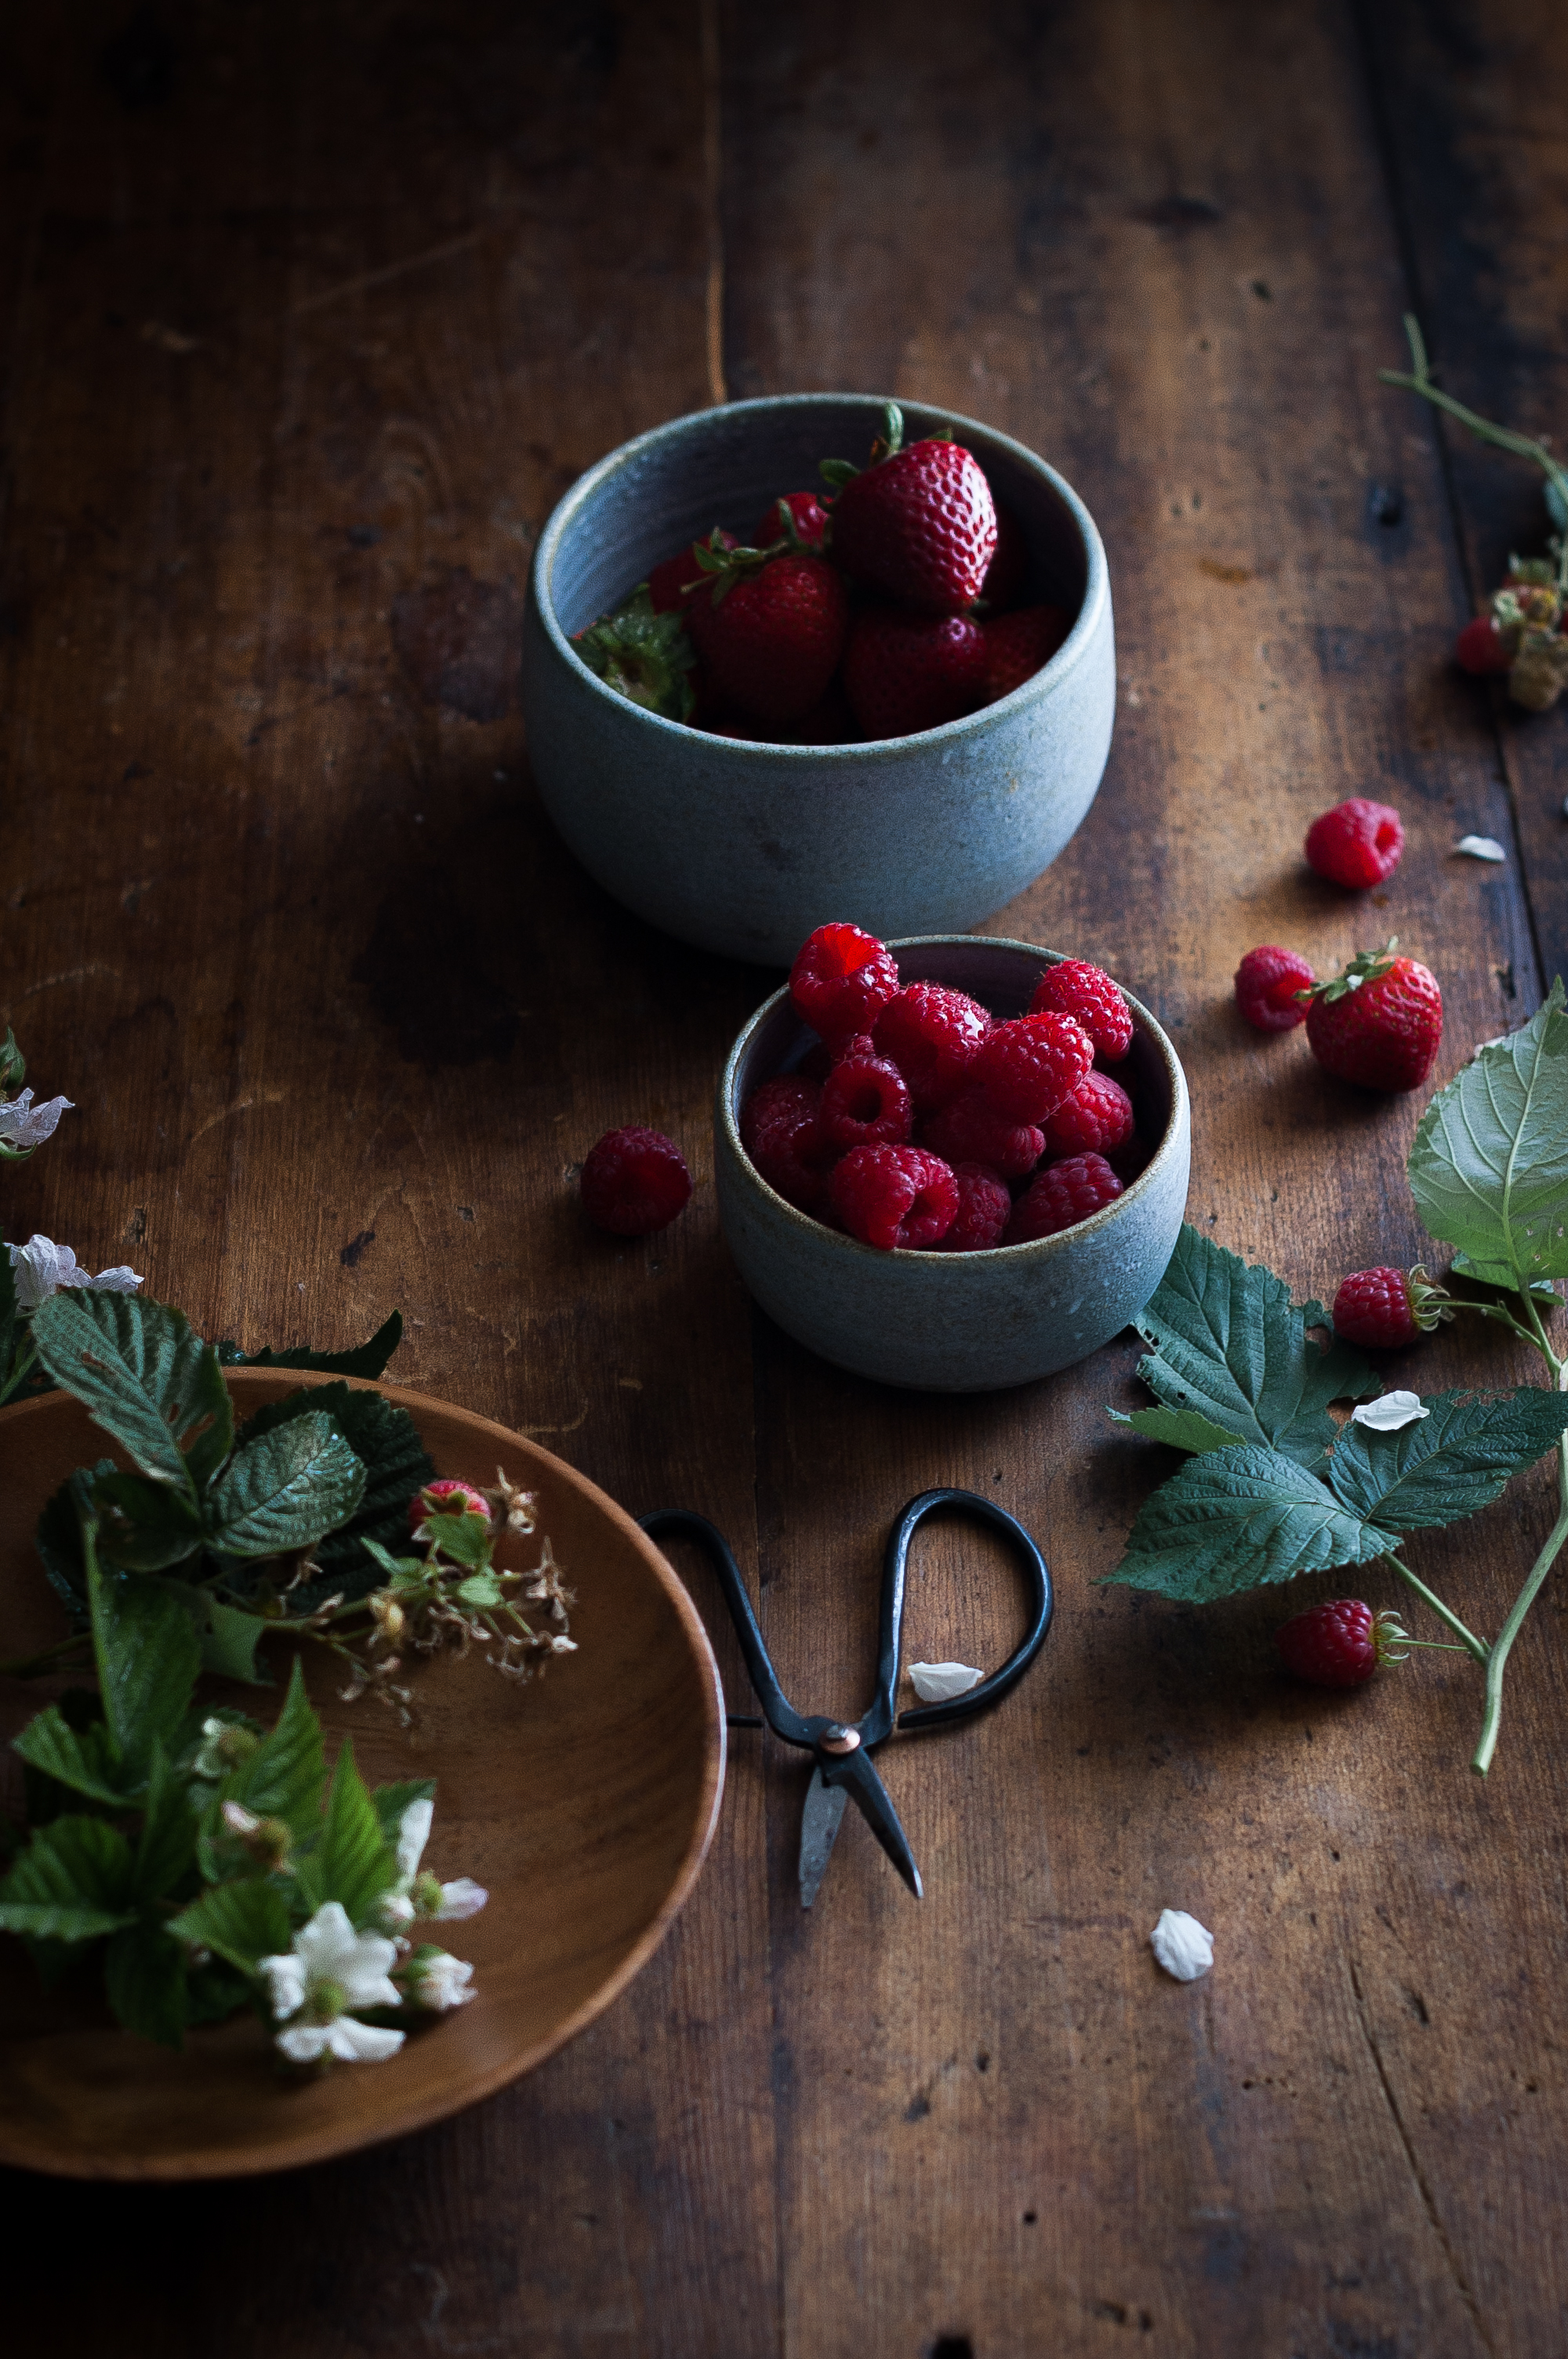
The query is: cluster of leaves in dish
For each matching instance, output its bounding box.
[1108,980,1568,1775]
[0,1516,460,2054]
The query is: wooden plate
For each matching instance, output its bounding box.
[0,1369,725,2180]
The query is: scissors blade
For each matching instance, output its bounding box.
[798,1767,848,1909]
[833,1749,924,1899]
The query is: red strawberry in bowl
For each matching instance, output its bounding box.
[823,402,997,614]
[841,608,988,739]
[752,491,833,552]
[648,529,735,615]
[983,605,1073,702]
[687,543,850,726]
[979,503,1029,609]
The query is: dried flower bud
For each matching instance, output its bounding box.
[1509,627,1568,712]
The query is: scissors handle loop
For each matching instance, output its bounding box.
[638,1509,814,1747]
[882,1488,1054,1739]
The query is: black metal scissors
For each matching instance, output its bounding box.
[640,1489,1053,1906]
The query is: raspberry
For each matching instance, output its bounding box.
[580,1127,692,1235]
[1454,616,1512,676]
[1276,1600,1407,1688]
[1040,1070,1134,1158]
[740,1077,833,1212]
[1029,961,1133,1061]
[1331,1264,1451,1349]
[820,1051,913,1151]
[1304,798,1405,889]
[973,1012,1094,1125]
[871,983,992,1110]
[1234,944,1316,1031]
[1003,1153,1123,1243]
[929,1162,1011,1252]
[409,1478,491,1536]
[788,924,901,1049]
[829,1144,960,1251]
[919,1088,1044,1180]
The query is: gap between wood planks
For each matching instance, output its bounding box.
[702,0,727,405]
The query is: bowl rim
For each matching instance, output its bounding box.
[529,391,1109,757]
[0,1368,727,2182]
[717,935,1189,1266]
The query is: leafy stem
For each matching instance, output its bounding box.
[1379,1552,1490,1667]
[0,1630,94,1679]
[1473,1379,1568,1778]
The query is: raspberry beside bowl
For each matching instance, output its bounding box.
[713,936,1190,1392]
[521,395,1114,966]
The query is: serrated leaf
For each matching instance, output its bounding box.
[1134,1226,1377,1466]
[0,1816,137,1942]
[86,1520,201,1767]
[1104,1443,1385,1601]
[30,1292,227,1492]
[220,1658,325,1837]
[133,1742,198,1900]
[12,1705,144,1807]
[206,1411,366,1558]
[1409,980,1568,1286]
[1450,1249,1561,1306]
[295,1740,398,1928]
[361,1536,422,1584]
[104,1919,188,2049]
[34,1463,114,1619]
[169,1875,291,1972]
[198,1597,272,1685]
[236,1310,406,1379]
[233,1383,433,1609]
[456,1570,503,1607]
[1328,1387,1568,1534]
[93,1469,206,1572]
[420,1508,493,1570]
[371,1778,436,1853]
[1109,1404,1245,1453]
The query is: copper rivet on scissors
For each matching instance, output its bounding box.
[820,1725,860,1755]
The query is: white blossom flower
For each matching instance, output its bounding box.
[375,1797,489,1929]
[259,1901,405,2063]
[404,1947,477,2012]
[1351,1390,1428,1432]
[1150,1907,1214,1983]
[8,1234,142,1312]
[1454,835,1507,863]
[907,1661,983,1704]
[0,1089,73,1149]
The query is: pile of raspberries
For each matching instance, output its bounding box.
[740,925,1148,1252]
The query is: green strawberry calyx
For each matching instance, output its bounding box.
[819,400,905,490]
[1300,937,1401,1009]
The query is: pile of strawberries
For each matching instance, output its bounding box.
[572,405,1072,744]
[739,924,1149,1252]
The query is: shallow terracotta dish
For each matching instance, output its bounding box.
[0,1369,724,2181]
[714,936,1190,1391]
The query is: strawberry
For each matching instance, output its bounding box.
[822,402,997,613]
[1303,940,1443,1092]
[1275,1600,1409,1688]
[572,587,697,722]
[1331,1264,1452,1349]
[840,607,987,738]
[979,503,1029,609]
[982,605,1073,701]
[1454,616,1512,677]
[648,530,735,616]
[752,492,833,552]
[687,542,849,725]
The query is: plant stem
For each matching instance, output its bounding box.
[0,1630,94,1679]
[1380,1552,1490,1666]
[1472,1369,1568,1776]
[0,1335,37,1406]
[1379,314,1568,539]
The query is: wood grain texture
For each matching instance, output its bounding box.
[0,1,1564,2351]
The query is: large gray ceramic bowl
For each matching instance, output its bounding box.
[714,937,1190,1392]
[522,397,1114,965]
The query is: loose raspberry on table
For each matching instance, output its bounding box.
[973,1012,1094,1125]
[820,1051,914,1151]
[1029,960,1133,1061]
[919,1088,1044,1180]
[1454,616,1513,677]
[1234,944,1316,1031]
[829,1144,960,1251]
[1275,1599,1406,1688]
[1331,1264,1451,1350]
[871,983,992,1110]
[409,1478,492,1537]
[740,1076,833,1212]
[788,923,901,1049]
[1003,1153,1123,1244]
[1040,1070,1134,1158]
[1304,798,1405,889]
[929,1162,1012,1252]
[580,1126,692,1235]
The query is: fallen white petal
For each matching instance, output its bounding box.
[1150,1908,1214,1983]
[907,1660,983,1704]
[1472,1037,1509,1060]
[1351,1390,1429,1431]
[0,1090,73,1147]
[1454,835,1507,863]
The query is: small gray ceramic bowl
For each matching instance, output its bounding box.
[522,396,1114,966]
[714,937,1190,1392]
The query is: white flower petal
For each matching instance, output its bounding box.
[1351,1390,1429,1432]
[325,2016,405,2062]
[433,1877,488,1922]
[410,1951,477,2012]
[6,1234,142,1310]
[0,1091,73,1147]
[1454,835,1507,863]
[378,1892,417,1930]
[395,1797,434,1877]
[86,1263,143,1294]
[292,1900,361,1980]
[907,1661,984,1705]
[259,1954,309,2021]
[1150,1907,1214,1983]
[1472,1038,1509,1060]
[276,2020,334,2062]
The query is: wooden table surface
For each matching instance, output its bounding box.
[4,5,1566,2351]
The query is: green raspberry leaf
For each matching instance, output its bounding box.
[1103,1443,1385,1601]
[1133,1227,1377,1467]
[294,1739,399,1928]
[455,1570,503,1607]
[30,1292,230,1493]
[12,1704,144,1808]
[169,1875,291,1973]
[1108,1404,1245,1454]
[226,1310,405,1380]
[133,1741,198,1900]
[86,1523,201,1768]
[230,1383,434,1610]
[1448,1249,1562,1306]
[92,1470,207,1573]
[1327,1387,1568,1535]
[206,1410,366,1558]
[419,1507,493,1571]
[1409,980,1568,1287]
[371,1778,436,1854]
[217,1657,325,1837]
[0,1816,138,1942]
[104,1918,189,2050]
